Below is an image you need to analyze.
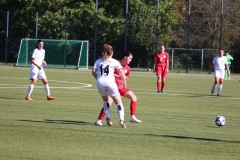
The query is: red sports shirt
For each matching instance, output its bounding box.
[114,61,130,89]
[154,52,169,67]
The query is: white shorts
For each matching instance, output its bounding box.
[214,69,224,79]
[97,83,120,97]
[29,69,47,80]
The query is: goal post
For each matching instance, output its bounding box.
[16,38,89,69]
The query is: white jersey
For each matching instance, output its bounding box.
[93,58,122,87]
[212,56,228,70]
[31,48,45,70]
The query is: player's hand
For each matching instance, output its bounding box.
[43,60,47,65]
[208,71,211,74]
[38,66,42,70]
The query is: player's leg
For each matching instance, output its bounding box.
[108,84,126,128]
[224,69,228,80]
[156,66,162,93]
[39,70,55,100]
[228,64,231,79]
[156,74,161,93]
[112,95,126,128]
[26,70,38,100]
[217,70,225,96]
[161,66,168,93]
[26,79,37,100]
[122,90,142,123]
[95,96,113,126]
[98,87,113,126]
[211,71,220,95]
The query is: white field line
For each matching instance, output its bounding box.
[1,76,240,100]
[0,77,92,89]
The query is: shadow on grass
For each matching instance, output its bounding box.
[145,134,240,144]
[0,96,17,99]
[18,119,92,125]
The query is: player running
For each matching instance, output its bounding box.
[153,45,169,93]
[209,50,230,96]
[95,51,142,126]
[92,44,127,128]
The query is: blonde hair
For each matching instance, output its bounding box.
[102,44,113,60]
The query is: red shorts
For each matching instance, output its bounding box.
[118,87,131,96]
[156,66,168,77]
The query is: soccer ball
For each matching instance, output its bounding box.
[215,116,226,126]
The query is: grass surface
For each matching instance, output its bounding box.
[0,66,240,160]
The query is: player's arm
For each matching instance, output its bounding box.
[42,59,47,65]
[31,58,42,70]
[92,68,97,79]
[167,53,169,72]
[208,63,214,74]
[153,60,156,73]
[225,64,230,75]
[119,68,126,88]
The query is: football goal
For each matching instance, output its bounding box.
[16,38,89,69]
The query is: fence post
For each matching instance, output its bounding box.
[93,0,98,62]
[36,12,38,38]
[201,49,203,70]
[124,0,129,52]
[5,11,9,65]
[171,49,174,70]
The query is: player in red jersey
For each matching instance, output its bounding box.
[95,51,142,126]
[153,45,169,93]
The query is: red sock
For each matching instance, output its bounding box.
[130,101,137,116]
[157,82,160,91]
[161,82,165,90]
[98,108,105,120]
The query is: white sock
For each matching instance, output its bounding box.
[44,84,50,96]
[116,103,124,121]
[103,101,110,119]
[218,85,223,94]
[27,84,34,96]
[212,83,217,90]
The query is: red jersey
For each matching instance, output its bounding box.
[114,60,130,89]
[154,52,169,67]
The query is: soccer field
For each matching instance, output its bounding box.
[0,66,240,160]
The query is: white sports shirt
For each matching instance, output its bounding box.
[93,58,122,87]
[31,48,45,70]
[212,56,228,70]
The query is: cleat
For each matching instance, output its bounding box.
[95,120,103,126]
[129,116,142,123]
[25,96,33,100]
[47,95,55,100]
[106,118,113,126]
[217,93,221,96]
[161,90,164,93]
[211,89,214,95]
[157,90,161,93]
[119,120,126,128]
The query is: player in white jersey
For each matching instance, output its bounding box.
[25,39,55,100]
[92,44,127,128]
[208,50,230,96]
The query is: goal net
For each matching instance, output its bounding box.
[16,38,88,69]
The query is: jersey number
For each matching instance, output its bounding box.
[99,65,109,75]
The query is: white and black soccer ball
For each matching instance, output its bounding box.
[215,116,226,126]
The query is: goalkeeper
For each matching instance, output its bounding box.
[224,51,234,80]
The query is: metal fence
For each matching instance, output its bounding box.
[167,48,237,73]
